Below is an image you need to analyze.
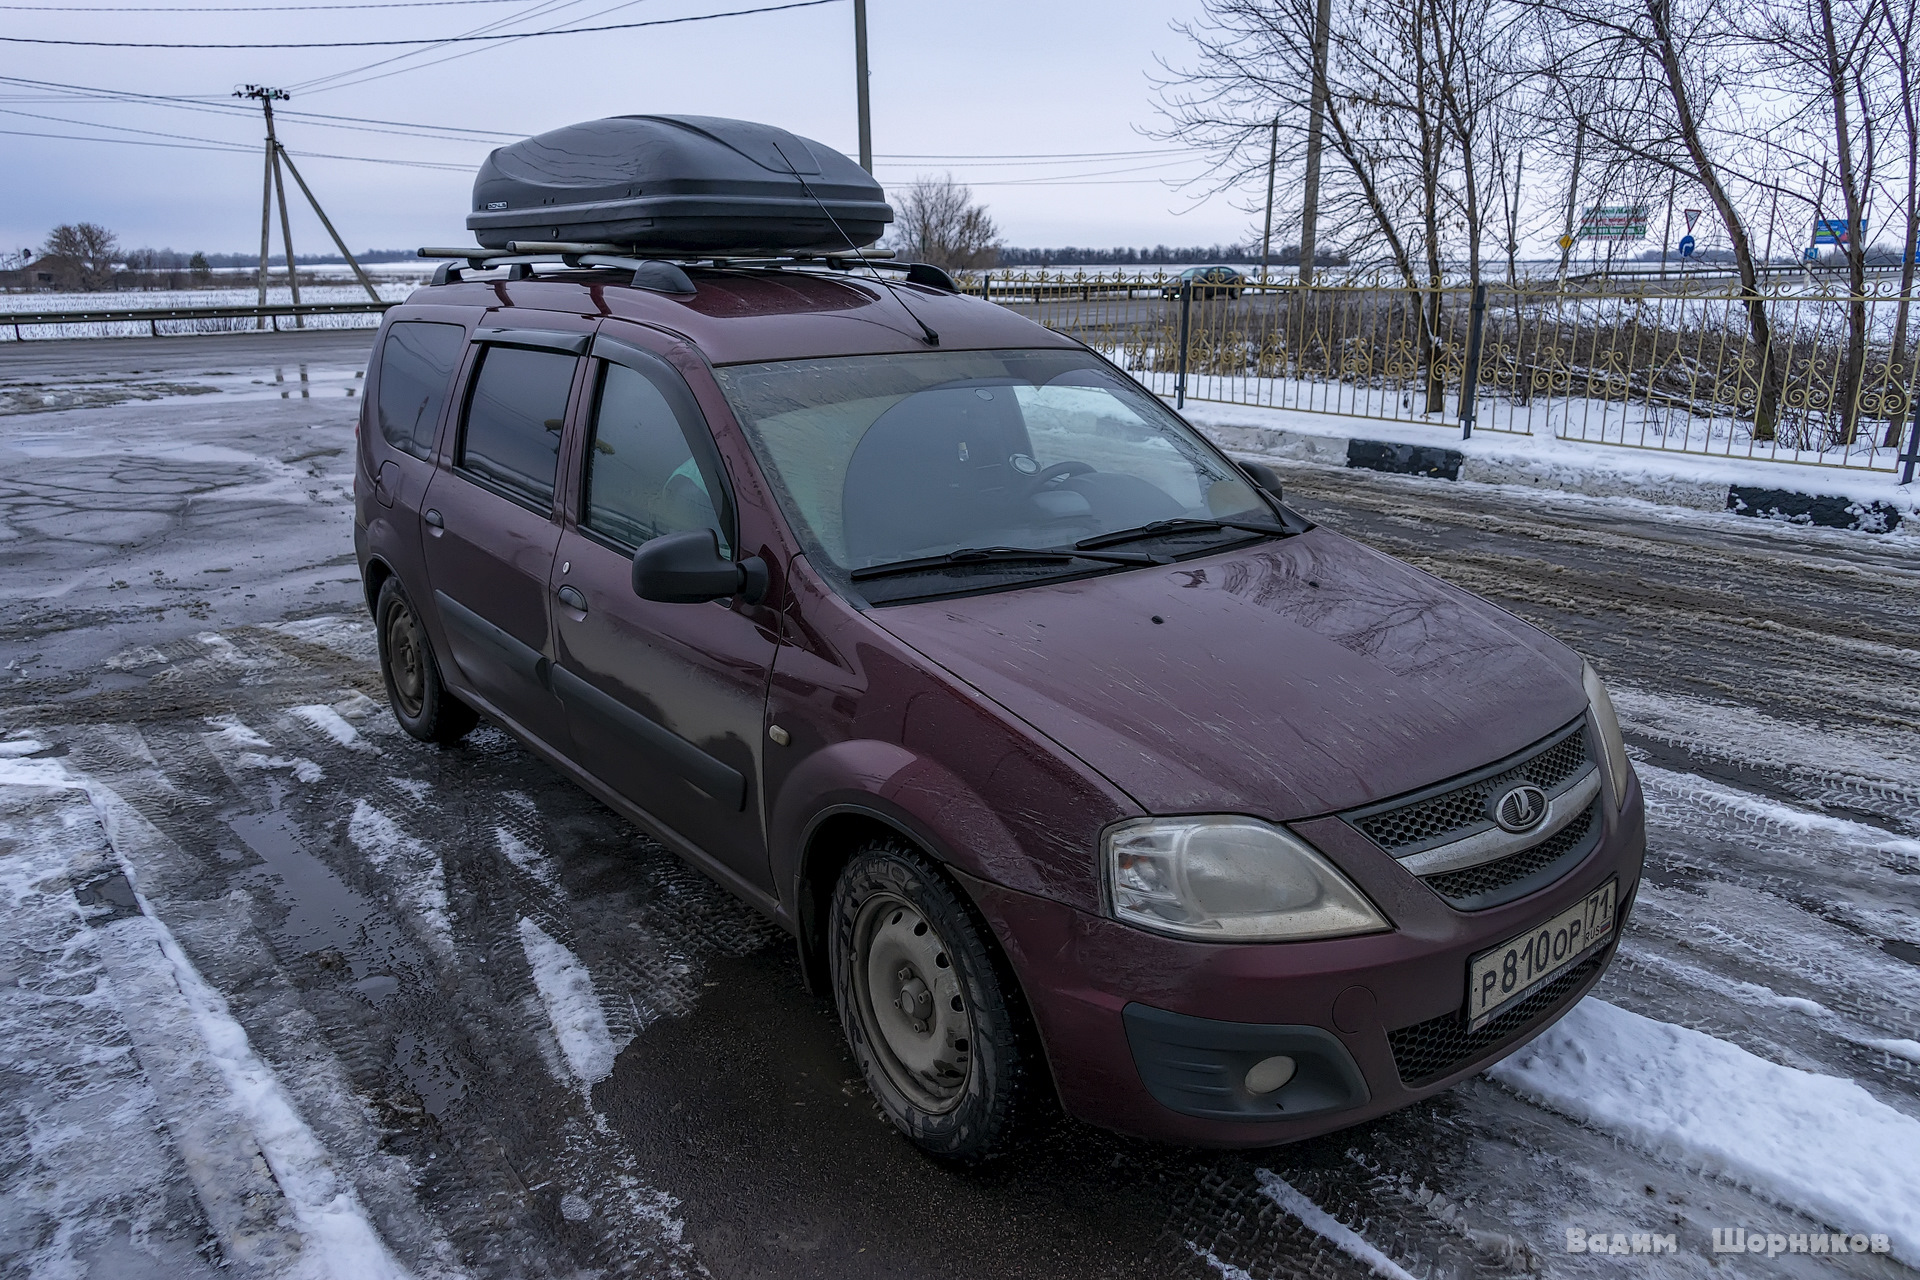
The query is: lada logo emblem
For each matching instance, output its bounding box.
[1493,784,1549,833]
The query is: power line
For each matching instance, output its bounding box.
[0,125,473,168]
[0,73,520,139]
[1,0,537,9]
[874,148,1186,160]
[287,0,640,94]
[0,0,836,45]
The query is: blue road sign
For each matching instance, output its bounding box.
[1805,247,1821,261]
[1814,218,1865,245]
[1678,235,1696,258]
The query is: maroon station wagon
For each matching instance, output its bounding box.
[353,254,1645,1161]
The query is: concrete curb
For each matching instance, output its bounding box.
[1201,419,1907,535]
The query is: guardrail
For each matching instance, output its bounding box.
[2,300,397,341]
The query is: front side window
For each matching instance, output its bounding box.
[375,321,465,459]
[713,348,1281,604]
[458,345,577,507]
[582,360,730,556]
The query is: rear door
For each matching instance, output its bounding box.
[420,320,592,749]
[547,329,780,891]
[361,310,471,588]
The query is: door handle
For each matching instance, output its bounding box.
[555,584,589,613]
[424,509,444,528]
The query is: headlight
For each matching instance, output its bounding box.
[1583,661,1631,808]
[1103,816,1389,941]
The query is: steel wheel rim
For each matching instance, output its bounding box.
[851,891,972,1114]
[385,603,426,718]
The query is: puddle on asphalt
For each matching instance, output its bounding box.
[394,1029,468,1117]
[227,809,412,980]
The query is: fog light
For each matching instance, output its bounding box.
[1245,1055,1297,1095]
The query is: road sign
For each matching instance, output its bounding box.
[1805,247,1821,261]
[1813,218,1865,245]
[1678,235,1696,258]
[1557,234,1574,251]
[1577,205,1650,239]
[1683,208,1703,232]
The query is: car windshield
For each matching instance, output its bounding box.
[711,348,1281,603]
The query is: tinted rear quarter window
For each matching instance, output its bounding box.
[458,345,577,506]
[375,321,466,459]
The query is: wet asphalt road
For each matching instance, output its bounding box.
[1,330,1917,1280]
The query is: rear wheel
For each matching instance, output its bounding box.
[829,840,1039,1162]
[375,577,477,744]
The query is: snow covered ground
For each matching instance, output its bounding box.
[1,330,1916,1278]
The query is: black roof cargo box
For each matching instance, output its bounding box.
[466,115,892,253]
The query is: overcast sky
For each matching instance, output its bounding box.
[0,0,1272,256]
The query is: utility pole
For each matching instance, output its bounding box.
[1297,0,1333,286]
[243,85,287,328]
[237,84,383,322]
[853,0,872,173]
[1259,115,1278,284]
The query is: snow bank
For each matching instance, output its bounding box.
[1182,399,1920,520]
[496,827,560,893]
[345,802,451,952]
[1186,1243,1256,1280]
[1254,1171,1418,1279]
[1,761,415,1279]
[293,705,374,753]
[1490,998,1920,1264]
[205,716,272,749]
[139,891,417,1280]
[517,918,622,1088]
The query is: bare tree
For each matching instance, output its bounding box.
[1878,0,1920,443]
[888,176,1002,271]
[1753,0,1901,441]
[42,222,119,291]
[1156,0,1526,412]
[1542,0,1788,435]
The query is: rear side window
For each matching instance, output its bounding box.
[375,321,465,459]
[458,345,577,507]
[583,361,730,556]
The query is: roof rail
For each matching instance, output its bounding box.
[415,244,957,293]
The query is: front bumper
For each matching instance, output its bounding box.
[957,771,1645,1147]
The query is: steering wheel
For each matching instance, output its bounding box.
[1026,459,1095,495]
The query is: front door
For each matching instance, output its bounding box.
[420,327,588,748]
[548,333,778,891]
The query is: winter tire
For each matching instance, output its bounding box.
[830,839,1041,1162]
[375,576,477,744]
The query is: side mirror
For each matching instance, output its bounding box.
[631,529,768,605]
[1238,460,1285,503]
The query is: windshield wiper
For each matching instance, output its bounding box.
[1075,517,1292,552]
[851,545,1163,582]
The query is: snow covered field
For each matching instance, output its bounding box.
[1,331,1916,1278]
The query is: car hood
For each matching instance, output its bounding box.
[869,529,1585,821]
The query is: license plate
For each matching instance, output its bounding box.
[1466,879,1617,1030]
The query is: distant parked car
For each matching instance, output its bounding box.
[1163,266,1245,300]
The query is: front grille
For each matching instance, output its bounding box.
[1350,722,1590,856]
[1387,954,1604,1087]
[1422,800,1602,909]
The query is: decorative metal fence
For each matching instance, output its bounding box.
[965,271,1920,473]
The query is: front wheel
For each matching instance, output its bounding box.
[829,840,1041,1162]
[375,577,477,744]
